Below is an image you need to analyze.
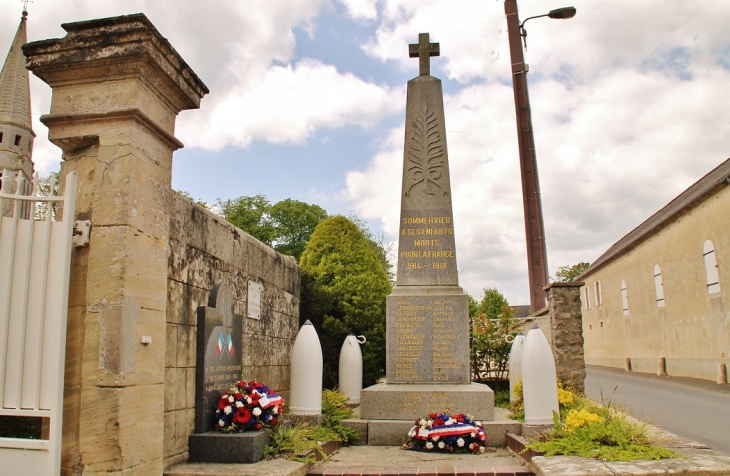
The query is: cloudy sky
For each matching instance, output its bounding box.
[2,0,729,305]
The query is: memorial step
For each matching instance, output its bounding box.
[344,408,522,447]
[307,446,533,476]
[308,466,533,476]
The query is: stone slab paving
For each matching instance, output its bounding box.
[164,459,309,476]
[307,446,531,476]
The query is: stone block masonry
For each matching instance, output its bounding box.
[544,282,586,393]
[167,195,299,466]
[23,13,299,474]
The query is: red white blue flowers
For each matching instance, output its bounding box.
[403,413,487,453]
[215,381,284,432]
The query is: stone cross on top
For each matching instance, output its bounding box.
[409,33,440,76]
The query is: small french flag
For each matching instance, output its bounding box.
[216,332,224,357]
[226,333,234,357]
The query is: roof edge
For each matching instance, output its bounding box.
[576,159,730,281]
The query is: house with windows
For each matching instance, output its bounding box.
[576,158,729,383]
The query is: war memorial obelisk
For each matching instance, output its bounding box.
[361,34,494,437]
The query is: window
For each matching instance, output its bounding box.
[621,280,629,316]
[704,240,721,294]
[595,281,603,306]
[0,132,4,143]
[14,134,21,146]
[585,287,592,310]
[654,265,665,307]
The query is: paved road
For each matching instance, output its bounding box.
[585,366,730,454]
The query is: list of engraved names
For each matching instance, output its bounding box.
[393,297,460,382]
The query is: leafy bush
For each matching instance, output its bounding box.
[264,390,360,460]
[470,289,521,384]
[493,387,511,409]
[508,379,524,422]
[321,389,359,444]
[264,423,339,462]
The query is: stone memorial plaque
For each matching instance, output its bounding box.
[397,209,458,285]
[247,281,262,320]
[386,293,469,384]
[195,283,243,433]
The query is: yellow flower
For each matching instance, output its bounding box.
[557,387,574,406]
[564,409,603,431]
[513,380,523,398]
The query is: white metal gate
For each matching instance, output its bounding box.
[0,170,77,475]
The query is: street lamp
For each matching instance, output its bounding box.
[520,7,577,48]
[504,0,576,312]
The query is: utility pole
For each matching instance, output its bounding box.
[505,0,549,312]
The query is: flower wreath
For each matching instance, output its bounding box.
[214,380,284,432]
[403,413,487,453]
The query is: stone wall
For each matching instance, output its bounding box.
[24,14,300,474]
[164,193,300,467]
[545,282,586,393]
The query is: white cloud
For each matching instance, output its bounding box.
[337,0,378,20]
[363,0,501,82]
[343,62,730,303]
[178,59,403,149]
[1,0,400,163]
[4,0,730,304]
[333,0,730,304]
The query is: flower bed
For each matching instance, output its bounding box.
[215,380,284,432]
[403,413,487,453]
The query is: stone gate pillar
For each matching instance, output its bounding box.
[544,282,586,393]
[24,14,208,475]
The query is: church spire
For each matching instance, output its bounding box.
[0,9,35,181]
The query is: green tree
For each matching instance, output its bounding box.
[218,194,275,245]
[269,199,328,261]
[554,261,590,282]
[470,288,520,386]
[299,216,392,389]
[217,194,328,261]
[347,214,395,283]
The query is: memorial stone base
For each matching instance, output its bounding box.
[360,383,494,446]
[188,431,271,464]
[360,383,494,421]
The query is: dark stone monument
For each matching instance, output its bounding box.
[360,34,493,441]
[189,283,271,463]
[194,283,243,433]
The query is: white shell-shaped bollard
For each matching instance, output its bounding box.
[290,320,323,415]
[522,325,559,426]
[509,333,525,403]
[338,334,366,404]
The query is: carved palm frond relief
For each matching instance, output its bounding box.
[405,103,447,197]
